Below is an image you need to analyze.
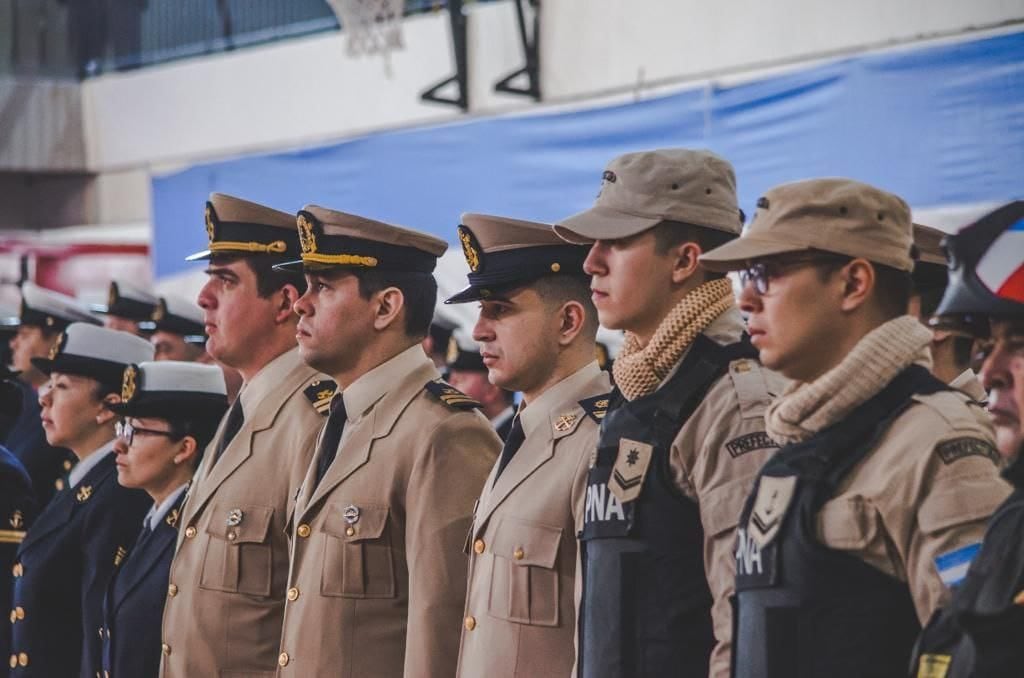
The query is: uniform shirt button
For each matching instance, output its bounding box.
[345,526,355,537]
[184,526,197,538]
[473,539,485,554]
[167,584,178,597]
[297,524,311,538]
[17,653,28,667]
[464,616,476,631]
[278,652,290,667]
[287,587,300,601]
[161,643,171,656]
[13,607,24,621]
[8,654,15,668]
[54,478,64,491]
[513,548,525,561]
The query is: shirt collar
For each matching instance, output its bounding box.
[342,344,433,422]
[950,368,987,403]
[520,361,603,438]
[239,346,303,414]
[144,483,189,530]
[69,439,116,487]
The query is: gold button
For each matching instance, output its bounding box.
[162,643,171,656]
[18,653,28,667]
[8,610,14,624]
[14,607,23,621]
[473,539,485,554]
[9,655,16,669]
[12,563,22,577]
[550,262,561,272]
[287,587,299,601]
[227,531,237,541]
[278,652,290,667]
[297,524,311,538]
[97,627,103,639]
[184,526,197,538]
[464,616,476,631]
[54,479,64,491]
[345,526,355,537]
[63,460,73,471]
[513,548,525,560]
[167,584,178,597]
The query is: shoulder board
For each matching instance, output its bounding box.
[727,358,778,420]
[424,380,481,410]
[303,379,338,416]
[911,390,982,431]
[578,393,612,423]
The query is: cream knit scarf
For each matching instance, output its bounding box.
[765,315,934,445]
[613,278,735,401]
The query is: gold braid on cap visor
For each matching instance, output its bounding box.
[300,252,379,267]
[208,240,288,254]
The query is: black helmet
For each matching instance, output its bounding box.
[932,201,1024,334]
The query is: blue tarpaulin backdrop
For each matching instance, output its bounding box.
[152,30,1024,278]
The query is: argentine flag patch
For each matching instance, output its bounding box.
[935,542,982,588]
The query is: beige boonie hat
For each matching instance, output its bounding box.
[554,148,743,244]
[700,178,914,272]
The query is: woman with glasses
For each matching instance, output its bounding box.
[8,323,153,678]
[96,360,227,678]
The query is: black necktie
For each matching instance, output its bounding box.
[494,415,525,482]
[314,397,347,487]
[213,398,244,466]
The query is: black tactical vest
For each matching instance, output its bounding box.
[732,365,947,678]
[912,455,1024,678]
[578,334,757,678]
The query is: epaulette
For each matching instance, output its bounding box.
[727,358,777,420]
[424,380,482,410]
[304,379,338,415]
[578,393,611,423]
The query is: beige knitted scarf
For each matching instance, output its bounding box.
[765,315,934,445]
[613,278,735,401]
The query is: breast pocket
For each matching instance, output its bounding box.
[199,504,274,597]
[320,504,395,599]
[487,517,563,627]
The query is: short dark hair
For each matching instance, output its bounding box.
[212,254,308,298]
[167,415,222,467]
[352,269,437,340]
[531,274,599,337]
[651,220,737,282]
[812,255,911,320]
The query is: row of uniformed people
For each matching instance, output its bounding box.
[2,148,1019,678]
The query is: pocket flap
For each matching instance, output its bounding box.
[322,504,389,542]
[817,497,875,549]
[491,517,562,568]
[205,504,274,544]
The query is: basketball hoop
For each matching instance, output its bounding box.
[329,0,407,59]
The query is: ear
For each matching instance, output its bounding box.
[173,436,199,466]
[556,300,587,347]
[96,394,120,425]
[669,242,703,285]
[274,284,302,324]
[837,259,875,313]
[373,287,406,332]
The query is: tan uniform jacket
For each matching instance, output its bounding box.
[950,368,987,403]
[160,347,327,677]
[665,307,789,678]
[277,345,501,678]
[456,362,611,678]
[813,388,1010,622]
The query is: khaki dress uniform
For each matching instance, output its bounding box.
[276,345,501,677]
[160,347,328,677]
[457,362,611,678]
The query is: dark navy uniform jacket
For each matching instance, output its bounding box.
[8,447,150,677]
[98,489,186,678]
[4,381,76,508]
[1,445,36,674]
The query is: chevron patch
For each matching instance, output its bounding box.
[609,438,652,504]
[424,380,482,410]
[304,379,338,415]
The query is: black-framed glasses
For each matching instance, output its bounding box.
[740,253,851,295]
[115,420,178,446]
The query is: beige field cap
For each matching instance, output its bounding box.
[912,222,947,266]
[554,148,743,244]
[274,205,447,273]
[700,178,914,272]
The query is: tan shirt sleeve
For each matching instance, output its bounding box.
[403,411,501,678]
[672,363,785,678]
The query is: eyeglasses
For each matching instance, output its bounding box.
[740,254,851,295]
[115,420,177,446]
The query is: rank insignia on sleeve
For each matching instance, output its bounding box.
[304,379,338,415]
[725,432,780,458]
[935,437,1000,465]
[579,394,611,423]
[114,546,128,567]
[424,380,482,410]
[609,438,652,504]
[748,475,797,549]
[916,653,951,678]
